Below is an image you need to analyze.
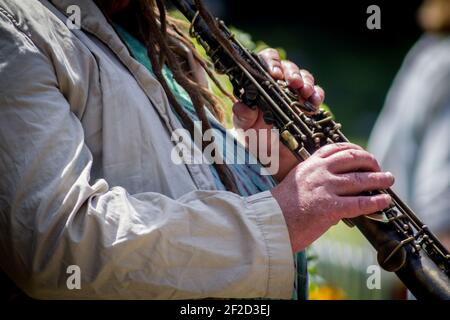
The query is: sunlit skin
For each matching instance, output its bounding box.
[105,1,394,254]
[418,0,450,33]
[233,48,324,182]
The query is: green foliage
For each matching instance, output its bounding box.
[230,26,287,60]
[306,248,325,292]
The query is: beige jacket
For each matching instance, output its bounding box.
[0,0,295,299]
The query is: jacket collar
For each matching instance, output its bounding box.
[45,0,176,128]
[48,0,127,58]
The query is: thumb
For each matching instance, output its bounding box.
[232,102,259,130]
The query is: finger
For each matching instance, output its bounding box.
[339,194,392,218]
[281,60,303,89]
[232,102,259,130]
[309,85,325,107]
[299,69,315,99]
[326,149,381,173]
[333,172,395,196]
[313,143,364,159]
[259,48,284,80]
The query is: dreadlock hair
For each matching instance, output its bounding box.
[95,0,239,193]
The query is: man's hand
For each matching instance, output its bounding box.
[271,143,395,253]
[232,48,324,181]
[231,49,394,254]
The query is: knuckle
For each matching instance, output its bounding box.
[329,175,342,189]
[352,172,363,185]
[301,69,314,80]
[314,146,330,158]
[315,142,354,159]
[314,86,325,99]
[302,72,315,85]
[332,174,348,187]
[358,197,368,212]
[336,198,353,218]
[282,60,297,70]
[301,170,318,188]
[346,149,358,161]
[261,48,279,59]
[323,172,337,189]
[272,59,282,67]
[334,142,352,151]
[344,143,362,151]
[294,163,308,181]
[315,85,324,93]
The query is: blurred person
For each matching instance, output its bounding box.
[0,0,395,299]
[369,0,450,250]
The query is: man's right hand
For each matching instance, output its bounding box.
[271,143,395,253]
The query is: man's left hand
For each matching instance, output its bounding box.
[232,48,325,181]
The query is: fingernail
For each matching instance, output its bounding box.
[311,92,321,103]
[384,194,393,205]
[386,172,395,182]
[293,72,302,80]
[272,66,282,75]
[303,84,312,92]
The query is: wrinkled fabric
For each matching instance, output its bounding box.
[0,0,295,299]
[114,24,307,299]
[113,24,278,196]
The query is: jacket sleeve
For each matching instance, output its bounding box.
[0,13,294,299]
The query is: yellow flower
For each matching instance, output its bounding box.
[309,286,346,300]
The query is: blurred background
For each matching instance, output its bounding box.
[206,0,423,143]
[194,0,426,300]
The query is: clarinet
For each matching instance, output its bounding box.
[170,0,450,299]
